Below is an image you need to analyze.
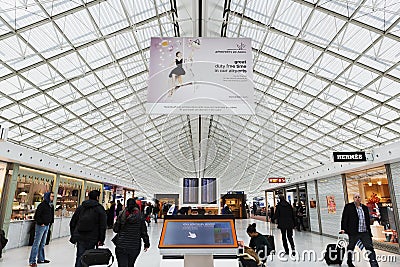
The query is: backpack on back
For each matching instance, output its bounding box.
[78,206,98,232]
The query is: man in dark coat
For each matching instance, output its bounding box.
[29,192,54,267]
[273,194,296,256]
[340,193,379,267]
[70,190,107,267]
[113,198,150,267]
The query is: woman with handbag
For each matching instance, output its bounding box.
[112,198,150,267]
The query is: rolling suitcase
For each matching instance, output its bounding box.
[324,234,346,265]
[80,247,114,267]
[263,221,275,256]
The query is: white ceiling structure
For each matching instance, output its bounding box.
[0,0,400,198]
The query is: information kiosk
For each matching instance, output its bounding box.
[159,215,238,267]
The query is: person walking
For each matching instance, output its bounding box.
[116,200,123,217]
[69,190,107,267]
[153,200,160,223]
[273,195,296,256]
[107,201,116,229]
[28,192,54,267]
[113,198,150,267]
[295,202,306,231]
[340,193,379,267]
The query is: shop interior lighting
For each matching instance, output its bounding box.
[368,182,373,186]
[377,181,382,186]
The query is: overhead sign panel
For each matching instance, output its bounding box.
[333,152,367,162]
[268,178,286,183]
[147,37,254,115]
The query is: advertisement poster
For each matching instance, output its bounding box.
[147,37,254,114]
[309,198,316,208]
[326,195,336,214]
[0,161,6,204]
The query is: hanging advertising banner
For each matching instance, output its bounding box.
[147,37,254,115]
[326,195,336,214]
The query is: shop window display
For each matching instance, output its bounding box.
[345,166,398,244]
[12,178,53,220]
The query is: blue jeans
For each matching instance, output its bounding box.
[29,224,49,264]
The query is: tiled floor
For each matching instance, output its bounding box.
[1,218,398,266]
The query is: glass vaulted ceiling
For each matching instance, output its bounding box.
[0,0,399,197]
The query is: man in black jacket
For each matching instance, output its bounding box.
[29,192,54,267]
[340,193,379,267]
[70,190,107,267]
[273,195,296,256]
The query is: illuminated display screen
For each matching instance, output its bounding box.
[183,178,199,204]
[201,178,217,204]
[159,219,238,248]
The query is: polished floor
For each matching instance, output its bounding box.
[0,218,398,266]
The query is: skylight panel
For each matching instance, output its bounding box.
[0,1,46,29]
[318,84,350,105]
[89,0,128,35]
[71,73,101,95]
[41,0,80,17]
[365,77,400,102]
[2,103,36,124]
[81,110,106,125]
[254,55,281,78]
[107,31,139,59]
[242,0,277,24]
[302,10,345,48]
[94,65,124,86]
[268,82,292,100]
[87,90,113,108]
[319,1,358,17]
[346,117,375,134]
[124,0,157,23]
[354,1,400,30]
[341,95,378,115]
[7,126,35,141]
[311,53,350,80]
[56,148,76,159]
[360,37,400,72]
[237,20,265,45]
[24,135,52,148]
[288,91,312,109]
[23,117,54,133]
[273,0,312,36]
[287,42,322,70]
[348,135,378,149]
[305,99,334,117]
[41,142,68,154]
[336,65,378,92]
[276,66,305,87]
[295,112,319,126]
[135,20,161,48]
[55,9,98,46]
[262,31,295,60]
[0,35,42,70]
[365,105,398,124]
[20,23,69,59]
[21,94,58,114]
[42,127,69,140]
[66,98,96,116]
[51,52,87,79]
[79,41,112,69]
[119,54,147,77]
[328,108,356,125]
[0,76,39,100]
[20,64,64,89]
[388,64,400,78]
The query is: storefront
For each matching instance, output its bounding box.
[345,166,398,248]
[8,167,55,249]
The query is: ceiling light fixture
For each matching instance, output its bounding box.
[377,181,382,186]
[368,182,373,186]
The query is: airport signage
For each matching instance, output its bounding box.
[333,152,366,162]
[268,178,286,183]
